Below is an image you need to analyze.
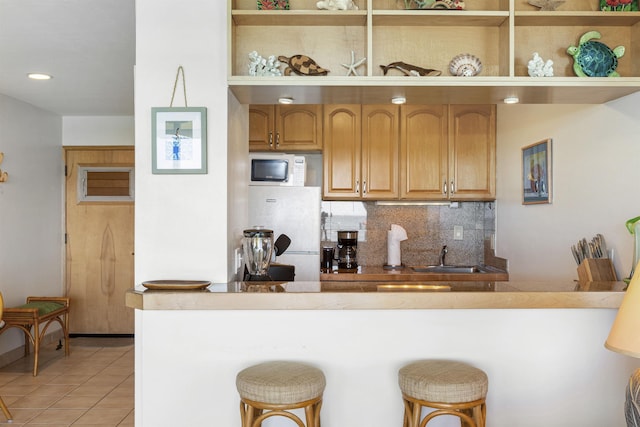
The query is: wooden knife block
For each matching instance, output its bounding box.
[577,259,617,282]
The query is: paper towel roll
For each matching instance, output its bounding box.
[387,224,408,266]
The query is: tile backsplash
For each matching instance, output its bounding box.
[321,201,496,267]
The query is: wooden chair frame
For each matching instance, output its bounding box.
[0,396,11,423]
[0,296,70,376]
[239,396,322,427]
[402,393,486,427]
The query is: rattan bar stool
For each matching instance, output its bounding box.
[236,361,326,427]
[398,360,488,427]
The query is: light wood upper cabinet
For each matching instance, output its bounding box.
[400,105,448,200]
[248,105,273,151]
[249,104,323,152]
[323,105,399,200]
[361,105,399,199]
[448,105,496,200]
[323,105,361,199]
[326,104,495,201]
[400,104,496,201]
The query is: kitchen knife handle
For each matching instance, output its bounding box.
[268,131,273,148]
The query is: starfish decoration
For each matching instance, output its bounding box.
[528,0,565,11]
[341,51,366,77]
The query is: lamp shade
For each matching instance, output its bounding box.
[606,261,640,358]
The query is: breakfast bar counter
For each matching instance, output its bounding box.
[125,280,626,311]
[127,280,635,427]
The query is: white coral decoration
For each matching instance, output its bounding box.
[527,52,554,77]
[316,0,359,10]
[248,51,282,77]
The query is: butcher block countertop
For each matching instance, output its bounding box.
[126,280,627,311]
[319,265,509,282]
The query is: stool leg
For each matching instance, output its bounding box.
[305,403,315,427]
[411,402,421,427]
[240,400,255,427]
[304,400,322,427]
[461,408,475,427]
[23,329,30,356]
[0,396,11,422]
[401,398,420,427]
[472,403,486,427]
[32,321,40,376]
[401,398,411,427]
[62,313,70,356]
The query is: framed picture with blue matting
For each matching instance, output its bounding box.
[151,107,207,174]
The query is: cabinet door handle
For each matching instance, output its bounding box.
[363,181,367,194]
[275,132,280,148]
[268,131,273,148]
[450,180,455,194]
[356,180,360,193]
[443,181,447,195]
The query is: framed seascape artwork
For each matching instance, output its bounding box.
[151,107,207,174]
[522,138,552,205]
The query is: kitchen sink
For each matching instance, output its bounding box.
[411,265,481,274]
[377,284,451,292]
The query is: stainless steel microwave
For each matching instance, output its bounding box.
[249,154,305,186]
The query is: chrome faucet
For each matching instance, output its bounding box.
[439,245,448,266]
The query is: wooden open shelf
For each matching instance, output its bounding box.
[228,0,640,104]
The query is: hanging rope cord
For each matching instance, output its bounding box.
[170,66,188,107]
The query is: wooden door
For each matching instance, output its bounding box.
[361,105,399,199]
[400,105,448,200]
[448,105,496,200]
[249,105,274,151]
[65,147,135,334]
[323,105,361,199]
[276,105,323,151]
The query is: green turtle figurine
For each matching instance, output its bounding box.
[567,30,625,77]
[278,54,329,76]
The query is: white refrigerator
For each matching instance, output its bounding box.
[248,186,321,281]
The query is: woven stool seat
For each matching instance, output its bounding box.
[398,360,488,427]
[399,360,488,403]
[236,361,326,427]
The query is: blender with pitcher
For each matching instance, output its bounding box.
[243,228,274,281]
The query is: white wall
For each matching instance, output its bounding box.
[227,95,249,279]
[136,308,639,427]
[0,94,63,352]
[62,116,134,146]
[496,95,640,281]
[134,0,230,284]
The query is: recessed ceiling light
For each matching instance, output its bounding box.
[503,96,519,104]
[27,73,52,80]
[278,97,294,104]
[391,96,406,105]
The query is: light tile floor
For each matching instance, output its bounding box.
[0,337,134,426]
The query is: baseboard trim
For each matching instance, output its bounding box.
[69,333,134,338]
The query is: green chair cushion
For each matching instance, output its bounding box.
[16,302,64,316]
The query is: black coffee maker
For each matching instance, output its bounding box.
[337,230,358,270]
